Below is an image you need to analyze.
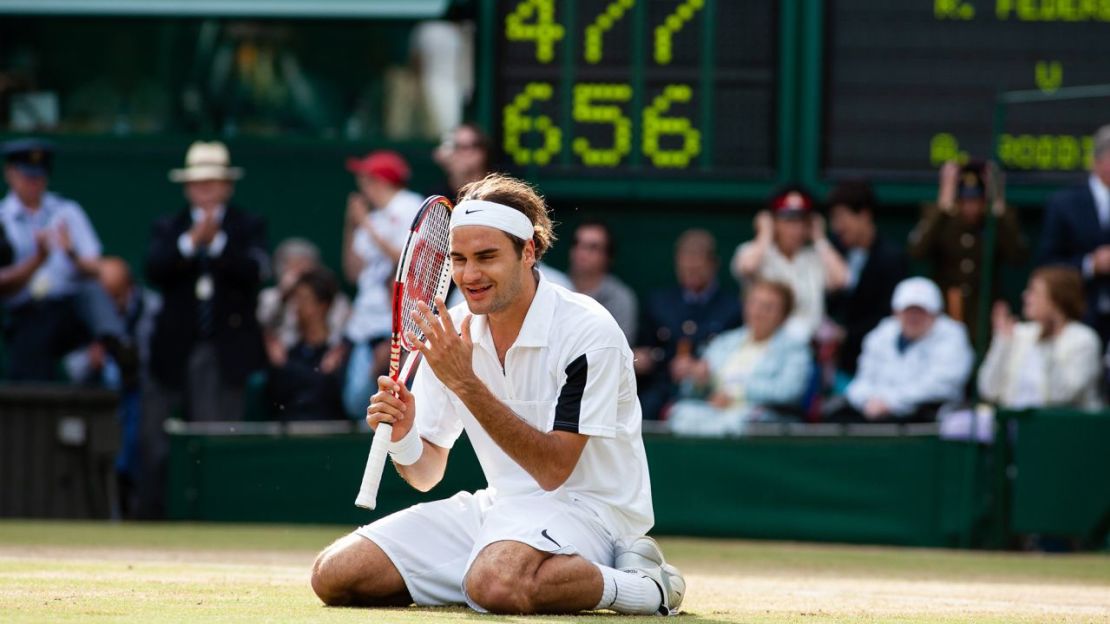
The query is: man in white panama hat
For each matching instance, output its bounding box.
[138,141,270,518]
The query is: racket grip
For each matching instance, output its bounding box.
[355,422,392,510]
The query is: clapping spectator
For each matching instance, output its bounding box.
[825,180,908,375]
[140,141,269,518]
[1,138,134,381]
[257,237,350,371]
[1037,124,1110,344]
[978,267,1101,410]
[635,229,742,420]
[569,219,637,344]
[909,160,1028,345]
[266,268,346,421]
[732,186,848,340]
[63,256,160,518]
[341,150,422,417]
[668,281,812,436]
[833,277,974,423]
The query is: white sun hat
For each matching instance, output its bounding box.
[169,141,244,183]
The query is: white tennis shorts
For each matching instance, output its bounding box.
[356,489,616,608]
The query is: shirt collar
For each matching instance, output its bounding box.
[470,268,556,354]
[1090,174,1109,207]
[190,205,226,224]
[3,191,56,219]
[682,280,718,305]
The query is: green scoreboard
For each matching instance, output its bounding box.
[484,1,1110,200]
[822,1,1110,184]
[491,0,780,196]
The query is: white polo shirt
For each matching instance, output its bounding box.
[413,272,654,537]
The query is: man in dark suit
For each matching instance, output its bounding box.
[634,229,742,420]
[138,141,269,518]
[825,180,908,374]
[1038,125,1110,344]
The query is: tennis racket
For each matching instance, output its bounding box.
[355,195,454,510]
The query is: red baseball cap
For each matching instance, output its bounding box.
[769,189,814,218]
[345,150,411,186]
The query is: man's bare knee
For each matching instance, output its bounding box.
[310,533,408,607]
[311,543,354,606]
[465,542,544,614]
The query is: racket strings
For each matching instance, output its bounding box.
[400,204,453,344]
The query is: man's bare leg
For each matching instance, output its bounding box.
[464,540,602,614]
[311,533,412,607]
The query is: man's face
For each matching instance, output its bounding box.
[830,204,867,248]
[958,197,985,223]
[3,166,48,207]
[184,179,234,209]
[675,248,715,293]
[435,127,486,178]
[570,225,609,276]
[97,260,132,313]
[896,307,936,341]
[450,225,534,316]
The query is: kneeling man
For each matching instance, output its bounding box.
[311,173,684,615]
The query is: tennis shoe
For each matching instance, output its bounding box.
[614,536,685,616]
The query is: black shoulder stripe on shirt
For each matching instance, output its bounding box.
[553,353,588,433]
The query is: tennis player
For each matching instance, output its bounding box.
[311,173,684,615]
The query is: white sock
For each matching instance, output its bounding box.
[593,563,663,615]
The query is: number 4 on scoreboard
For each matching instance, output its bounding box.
[505,0,565,63]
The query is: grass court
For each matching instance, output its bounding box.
[1,521,1107,623]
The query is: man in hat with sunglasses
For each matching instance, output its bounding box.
[139,141,269,517]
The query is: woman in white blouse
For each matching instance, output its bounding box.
[978,266,1102,410]
[732,186,848,340]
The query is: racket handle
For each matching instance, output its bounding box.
[355,422,392,510]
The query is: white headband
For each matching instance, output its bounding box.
[450,200,535,240]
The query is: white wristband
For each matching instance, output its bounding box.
[388,427,423,466]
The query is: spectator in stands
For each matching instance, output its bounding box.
[635,228,742,420]
[825,180,908,375]
[433,122,492,198]
[0,216,12,269]
[1038,124,1110,345]
[433,123,573,291]
[668,280,812,436]
[341,150,422,417]
[978,267,1101,410]
[66,257,161,386]
[257,237,350,372]
[833,277,974,423]
[0,138,135,381]
[732,185,848,340]
[909,160,1028,346]
[140,141,268,518]
[266,267,346,420]
[569,219,637,343]
[64,257,161,518]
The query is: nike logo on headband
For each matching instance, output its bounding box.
[464,208,484,214]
